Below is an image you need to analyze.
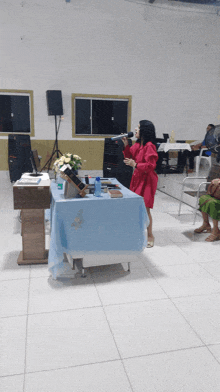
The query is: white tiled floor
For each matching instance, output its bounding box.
[1,170,220,392]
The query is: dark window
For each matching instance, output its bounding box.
[0,95,31,133]
[75,99,90,135]
[75,98,128,135]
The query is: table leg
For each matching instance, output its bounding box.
[128,262,130,272]
[81,267,86,278]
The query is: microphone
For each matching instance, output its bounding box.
[111,132,134,141]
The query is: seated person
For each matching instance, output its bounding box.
[177,124,214,173]
[194,191,220,242]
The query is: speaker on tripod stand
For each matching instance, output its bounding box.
[41,90,64,172]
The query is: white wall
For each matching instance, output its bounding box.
[0,0,220,140]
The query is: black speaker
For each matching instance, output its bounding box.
[103,138,133,189]
[8,134,33,182]
[46,90,63,116]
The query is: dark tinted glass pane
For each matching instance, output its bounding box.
[75,99,90,134]
[0,95,30,133]
[92,100,128,135]
[112,101,128,134]
[92,100,114,135]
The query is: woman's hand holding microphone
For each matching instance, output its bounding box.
[121,135,128,147]
[121,133,137,168]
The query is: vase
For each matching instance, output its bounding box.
[55,173,64,184]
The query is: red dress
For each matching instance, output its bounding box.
[123,142,158,208]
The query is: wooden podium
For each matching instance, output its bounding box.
[13,174,51,265]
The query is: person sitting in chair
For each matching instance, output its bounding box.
[194,191,220,242]
[177,124,214,173]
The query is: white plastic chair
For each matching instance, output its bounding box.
[195,148,211,175]
[178,163,220,224]
[178,176,210,224]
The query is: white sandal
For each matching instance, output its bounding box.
[147,237,154,248]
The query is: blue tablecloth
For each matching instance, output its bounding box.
[48,178,149,278]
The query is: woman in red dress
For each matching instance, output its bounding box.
[122,120,158,248]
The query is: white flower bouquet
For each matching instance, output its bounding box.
[53,153,82,173]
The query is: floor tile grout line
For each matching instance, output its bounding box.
[0,276,30,282]
[142,269,220,359]
[198,262,220,283]
[206,345,220,366]
[144,261,209,267]
[28,290,220,313]
[27,304,103,316]
[152,262,220,293]
[101,291,220,307]
[0,359,125,379]
[0,373,25,379]
[5,290,220,320]
[121,344,209,361]
[103,297,169,308]
[145,261,220,286]
[170,297,207,346]
[2,343,220,380]
[12,358,131,376]
[2,284,220,319]
[143,260,201,271]
[92,277,135,392]
[2,345,215,379]
[206,342,220,348]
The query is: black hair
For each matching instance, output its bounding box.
[136,120,157,146]
[208,124,215,129]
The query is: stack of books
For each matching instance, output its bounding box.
[18,177,41,185]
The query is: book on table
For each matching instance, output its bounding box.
[108,189,123,198]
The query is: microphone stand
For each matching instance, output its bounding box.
[41,115,63,173]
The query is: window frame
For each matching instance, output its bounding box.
[0,89,34,137]
[72,93,132,138]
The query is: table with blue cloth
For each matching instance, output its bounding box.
[48,178,149,279]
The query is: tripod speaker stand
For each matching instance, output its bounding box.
[41,115,63,172]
